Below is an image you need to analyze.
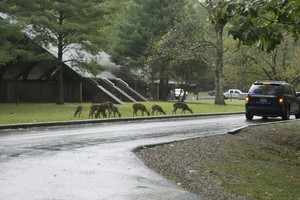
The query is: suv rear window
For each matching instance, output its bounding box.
[249,84,281,95]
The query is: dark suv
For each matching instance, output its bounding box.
[245,81,300,120]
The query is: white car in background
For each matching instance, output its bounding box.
[175,88,188,99]
[223,89,243,99]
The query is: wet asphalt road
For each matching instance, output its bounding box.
[0,114,274,200]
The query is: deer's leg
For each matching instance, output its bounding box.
[173,108,177,114]
[102,111,107,118]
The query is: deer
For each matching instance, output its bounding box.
[103,101,121,118]
[109,103,121,118]
[74,105,83,117]
[151,104,166,115]
[133,103,150,116]
[172,102,193,114]
[88,104,100,119]
[95,102,112,118]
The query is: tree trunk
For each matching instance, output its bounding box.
[159,78,169,100]
[56,41,64,104]
[56,11,64,104]
[56,63,64,104]
[158,62,169,101]
[214,22,225,105]
[181,72,189,102]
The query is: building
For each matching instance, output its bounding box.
[0,40,147,104]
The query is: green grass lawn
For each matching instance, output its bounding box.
[0,100,245,125]
[138,121,300,200]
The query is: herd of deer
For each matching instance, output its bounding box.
[74,101,193,118]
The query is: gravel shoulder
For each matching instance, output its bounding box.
[137,120,300,200]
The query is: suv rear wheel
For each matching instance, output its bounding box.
[246,112,253,120]
[282,106,290,120]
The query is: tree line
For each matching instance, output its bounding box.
[1,0,299,104]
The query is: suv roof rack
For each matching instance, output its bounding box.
[254,80,287,85]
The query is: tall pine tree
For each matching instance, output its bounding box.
[1,0,107,104]
[110,0,185,100]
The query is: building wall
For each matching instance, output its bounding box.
[0,81,82,103]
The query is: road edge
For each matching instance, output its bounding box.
[0,112,244,130]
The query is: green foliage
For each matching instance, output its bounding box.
[1,0,108,69]
[199,0,235,105]
[93,0,133,52]
[147,3,212,84]
[225,35,300,88]
[111,0,182,69]
[1,0,109,103]
[229,0,300,52]
[0,19,26,65]
[111,0,215,100]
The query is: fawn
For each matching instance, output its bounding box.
[133,103,150,116]
[74,105,83,117]
[151,104,166,115]
[172,102,193,114]
[89,104,100,119]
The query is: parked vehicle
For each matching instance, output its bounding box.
[208,90,215,96]
[175,88,188,100]
[245,80,300,120]
[223,89,243,99]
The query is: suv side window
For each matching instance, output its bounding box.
[283,85,292,95]
[290,86,296,96]
[283,85,289,95]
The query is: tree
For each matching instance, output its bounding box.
[229,0,300,52]
[1,0,107,104]
[146,2,212,101]
[225,34,300,88]
[90,0,133,52]
[198,0,300,104]
[198,0,236,105]
[0,19,24,65]
[111,0,186,100]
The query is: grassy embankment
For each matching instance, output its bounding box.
[138,120,300,200]
[0,99,244,124]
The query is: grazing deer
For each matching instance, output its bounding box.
[95,102,112,118]
[133,103,150,116]
[109,103,121,118]
[151,104,166,115]
[172,102,193,114]
[104,101,121,118]
[74,105,83,117]
[89,104,100,119]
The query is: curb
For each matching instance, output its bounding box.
[0,112,245,130]
[227,118,300,134]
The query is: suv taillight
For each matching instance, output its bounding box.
[279,97,284,104]
[246,95,250,102]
